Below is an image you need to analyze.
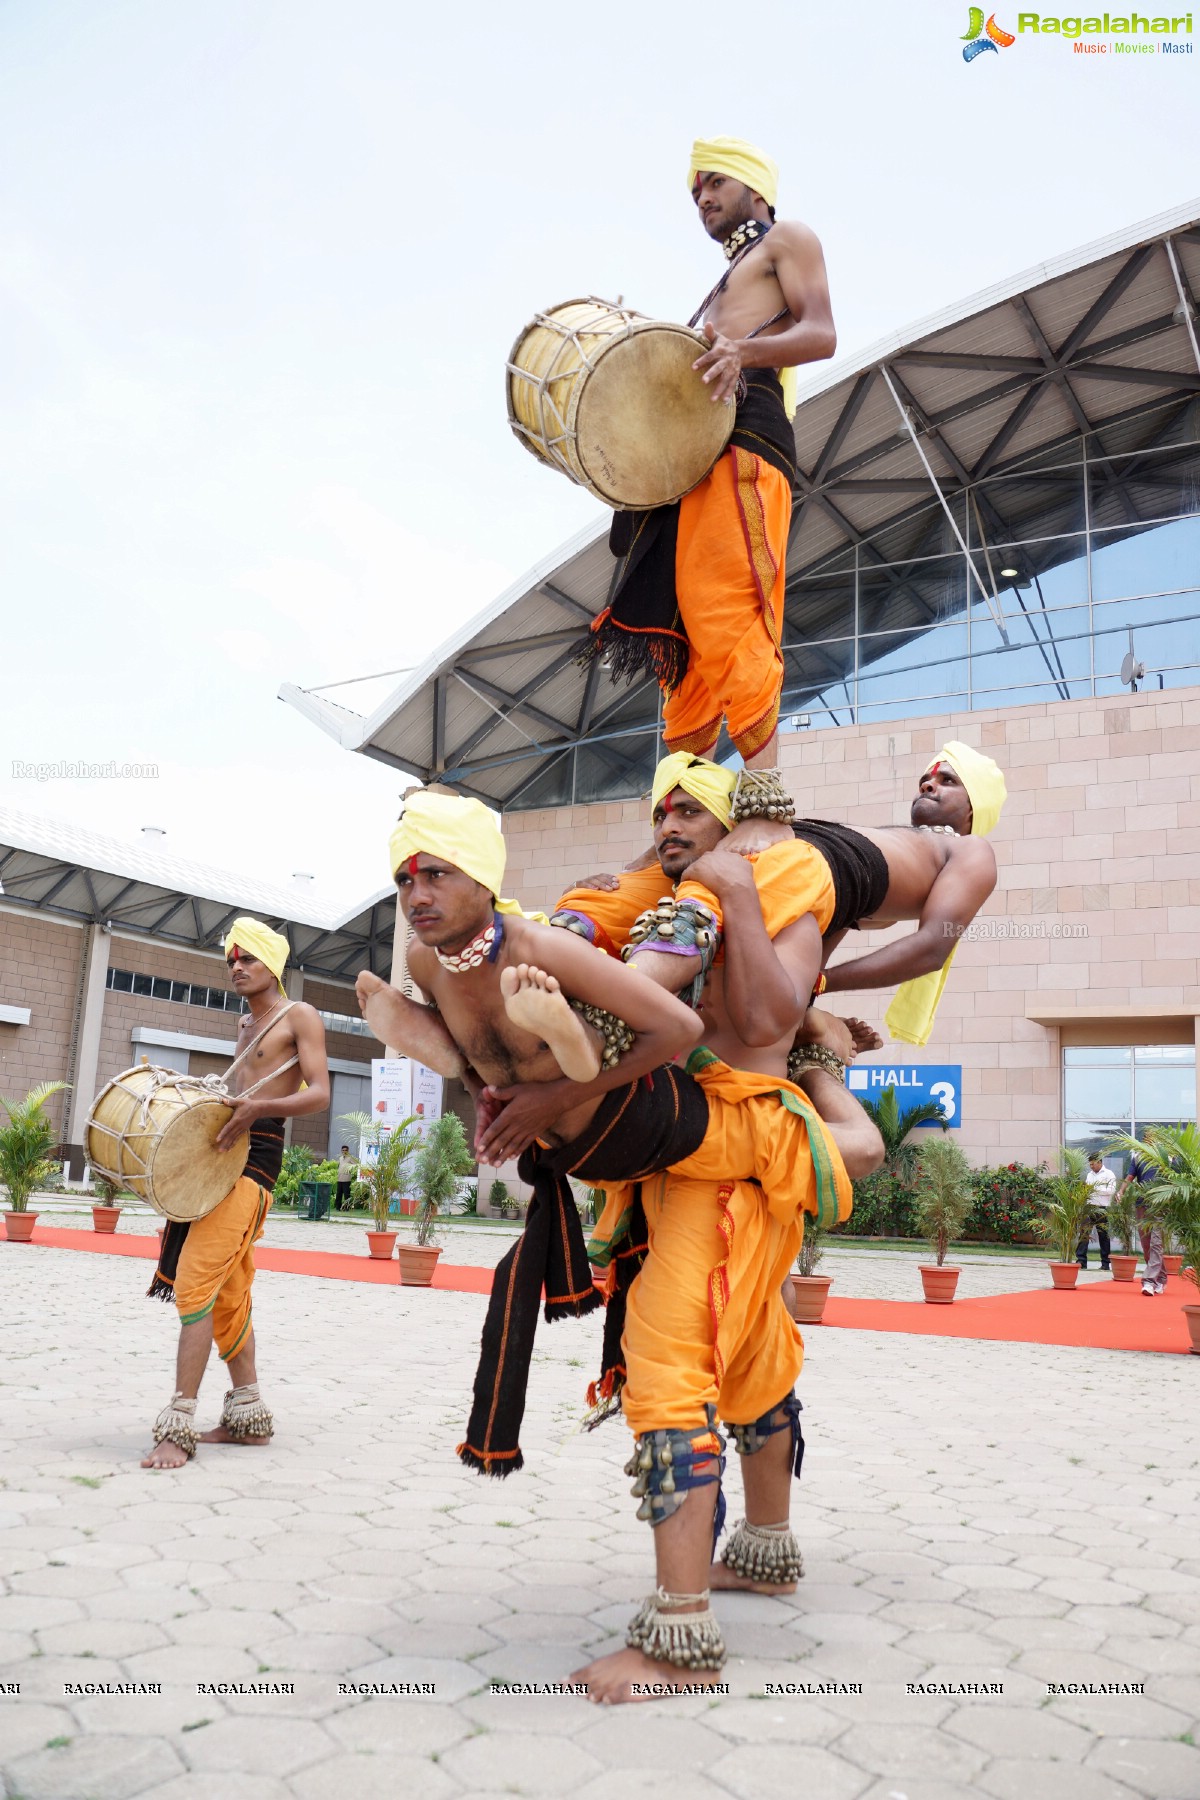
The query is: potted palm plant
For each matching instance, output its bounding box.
[1039,1147,1092,1288]
[91,1173,124,1233]
[1106,1175,1140,1282]
[398,1113,474,1287]
[0,1081,69,1243]
[339,1110,421,1258]
[790,1213,832,1324]
[860,1085,950,1182]
[913,1134,972,1303]
[1109,1125,1200,1352]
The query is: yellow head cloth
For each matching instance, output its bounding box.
[924,740,1007,838]
[651,752,735,831]
[884,742,1007,1048]
[388,792,544,922]
[687,136,779,210]
[224,917,290,997]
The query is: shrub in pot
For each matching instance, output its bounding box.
[1,1080,69,1243]
[1109,1125,1200,1350]
[1038,1147,1092,1289]
[1106,1180,1140,1281]
[339,1109,421,1258]
[791,1213,832,1324]
[399,1113,475,1286]
[913,1133,971,1303]
[91,1172,124,1233]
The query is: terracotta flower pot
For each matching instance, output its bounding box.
[1049,1261,1080,1289]
[397,1243,442,1287]
[789,1273,833,1324]
[3,1212,38,1243]
[919,1264,960,1305]
[1109,1253,1139,1282]
[1182,1304,1200,1356]
[1163,1254,1183,1276]
[91,1205,122,1234]
[365,1229,397,1260]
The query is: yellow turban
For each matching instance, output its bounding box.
[224,918,289,996]
[388,791,544,921]
[687,136,779,209]
[924,740,1007,837]
[651,752,735,831]
[884,741,1007,1047]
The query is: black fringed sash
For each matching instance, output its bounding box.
[147,1118,285,1302]
[584,370,797,693]
[459,1067,709,1476]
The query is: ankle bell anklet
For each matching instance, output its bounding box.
[152,1392,198,1459]
[721,1518,804,1584]
[730,768,796,825]
[788,1043,846,1085]
[220,1384,274,1441]
[626,1586,727,1671]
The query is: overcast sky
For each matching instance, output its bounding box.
[2,0,1196,912]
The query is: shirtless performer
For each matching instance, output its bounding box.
[142,918,329,1470]
[589,135,835,778]
[555,740,1008,1051]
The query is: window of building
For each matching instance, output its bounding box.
[1063,1044,1197,1157]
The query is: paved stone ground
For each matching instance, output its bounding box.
[1,1239,1197,1800]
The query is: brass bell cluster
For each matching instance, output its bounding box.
[570,1000,635,1071]
[730,769,797,825]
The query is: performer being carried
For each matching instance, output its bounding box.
[142,919,329,1470]
[555,740,1008,1050]
[589,136,836,777]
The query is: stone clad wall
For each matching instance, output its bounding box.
[0,906,83,1133]
[499,686,1200,1170]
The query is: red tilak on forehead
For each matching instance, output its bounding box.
[929,762,941,777]
[661,793,675,813]
[407,856,420,876]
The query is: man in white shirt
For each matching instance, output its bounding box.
[1078,1153,1116,1272]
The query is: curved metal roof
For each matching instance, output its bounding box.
[0,807,396,983]
[281,198,1200,810]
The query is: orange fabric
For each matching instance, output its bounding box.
[663,446,791,760]
[174,1176,271,1361]
[677,839,836,960]
[553,866,668,959]
[617,1056,852,1435]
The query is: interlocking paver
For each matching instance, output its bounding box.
[2,1237,1196,1799]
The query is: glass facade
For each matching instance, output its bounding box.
[779,397,1200,731]
[1062,1044,1198,1159]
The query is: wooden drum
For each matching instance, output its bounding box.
[86,1065,249,1222]
[506,297,734,509]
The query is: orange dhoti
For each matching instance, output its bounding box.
[594,1053,852,1436]
[174,1177,271,1362]
[663,446,792,763]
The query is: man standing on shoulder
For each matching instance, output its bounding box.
[141,919,329,1469]
[590,136,835,780]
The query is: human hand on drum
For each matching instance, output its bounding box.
[215,1097,261,1153]
[693,322,743,405]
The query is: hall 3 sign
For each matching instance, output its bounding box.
[845,1062,962,1128]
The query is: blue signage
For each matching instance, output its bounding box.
[845,1062,962,1129]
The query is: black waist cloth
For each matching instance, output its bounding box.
[791,819,890,937]
[458,1066,709,1477]
[583,370,797,694]
[148,1117,285,1303]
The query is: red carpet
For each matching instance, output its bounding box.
[13,1229,1196,1352]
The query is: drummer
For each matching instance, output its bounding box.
[141,918,329,1470]
[591,135,835,794]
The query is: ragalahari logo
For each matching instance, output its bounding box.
[962,7,1016,57]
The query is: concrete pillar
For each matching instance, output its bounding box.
[283,967,305,1144]
[386,906,411,1059]
[66,923,111,1147]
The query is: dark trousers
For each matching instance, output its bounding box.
[1077,1212,1110,1269]
[335,1180,353,1208]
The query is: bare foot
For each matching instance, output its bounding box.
[197,1425,271,1446]
[140,1440,191,1470]
[569,1647,723,1705]
[842,1015,883,1055]
[501,964,602,1082]
[709,1558,798,1596]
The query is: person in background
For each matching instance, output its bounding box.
[1124,1154,1167,1296]
[1078,1152,1115,1272]
[335,1145,357,1211]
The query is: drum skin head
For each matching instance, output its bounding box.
[576,322,733,508]
[86,1067,250,1221]
[507,300,733,509]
